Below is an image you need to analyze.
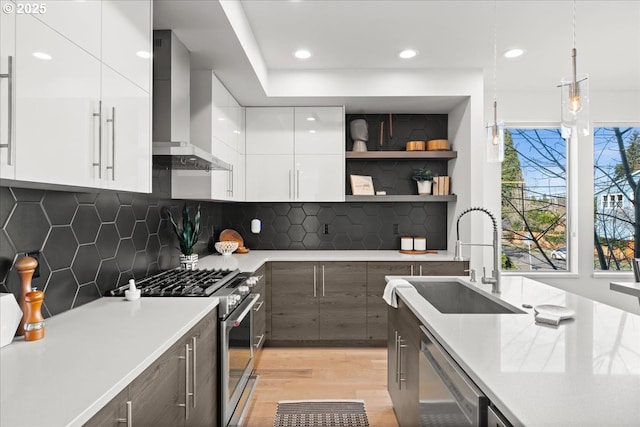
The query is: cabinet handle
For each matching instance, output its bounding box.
[254,333,265,349]
[178,343,191,419]
[253,300,264,312]
[92,101,102,179]
[0,56,14,165]
[322,265,325,297]
[395,332,400,383]
[106,107,115,180]
[231,164,234,196]
[116,400,132,426]
[419,265,423,276]
[398,340,408,390]
[288,170,292,199]
[191,336,197,408]
[313,265,317,297]
[296,169,300,199]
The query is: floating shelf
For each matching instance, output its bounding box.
[345,151,457,160]
[345,195,457,202]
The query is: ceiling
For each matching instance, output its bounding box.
[153,0,640,113]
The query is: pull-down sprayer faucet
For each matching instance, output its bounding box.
[453,207,501,293]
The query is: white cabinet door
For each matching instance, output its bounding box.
[14,15,101,188]
[245,107,294,155]
[100,65,151,193]
[245,154,293,201]
[102,0,151,92]
[295,155,345,201]
[210,142,234,201]
[0,4,15,179]
[33,0,101,59]
[294,107,344,155]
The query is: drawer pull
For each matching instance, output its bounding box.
[253,301,264,312]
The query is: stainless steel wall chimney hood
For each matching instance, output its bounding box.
[152,30,230,171]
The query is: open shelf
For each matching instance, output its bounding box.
[346,151,457,160]
[345,195,457,202]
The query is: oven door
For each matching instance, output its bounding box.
[221,293,259,426]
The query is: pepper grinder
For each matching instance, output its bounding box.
[24,289,45,341]
[15,256,38,337]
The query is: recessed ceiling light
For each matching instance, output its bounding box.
[306,117,316,121]
[398,49,418,59]
[503,48,525,59]
[309,130,316,134]
[294,49,312,59]
[32,52,52,60]
[136,51,151,59]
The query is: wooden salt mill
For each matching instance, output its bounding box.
[15,256,38,337]
[24,289,45,341]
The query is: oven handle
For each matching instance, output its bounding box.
[226,294,259,327]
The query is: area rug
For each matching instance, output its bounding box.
[273,400,370,427]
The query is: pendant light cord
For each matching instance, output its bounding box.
[493,0,497,104]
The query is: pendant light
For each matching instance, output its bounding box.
[560,0,590,137]
[486,0,504,163]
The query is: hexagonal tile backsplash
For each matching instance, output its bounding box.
[1,183,447,318]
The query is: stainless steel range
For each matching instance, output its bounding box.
[108,268,260,427]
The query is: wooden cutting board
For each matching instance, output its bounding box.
[219,229,249,253]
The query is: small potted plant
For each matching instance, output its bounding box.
[167,203,201,270]
[412,167,434,195]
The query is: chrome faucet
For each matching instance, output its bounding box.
[453,207,501,293]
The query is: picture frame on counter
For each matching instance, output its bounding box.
[350,175,375,195]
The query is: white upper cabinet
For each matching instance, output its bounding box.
[102,0,151,92]
[245,107,294,155]
[32,0,101,59]
[0,1,151,192]
[245,106,345,202]
[100,65,151,192]
[13,15,102,188]
[0,4,16,180]
[294,107,344,155]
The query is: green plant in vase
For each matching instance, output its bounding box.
[167,203,201,269]
[411,167,433,195]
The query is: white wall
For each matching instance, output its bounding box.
[489,86,640,314]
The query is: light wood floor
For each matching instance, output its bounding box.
[243,347,399,427]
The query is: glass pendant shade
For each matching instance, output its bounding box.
[486,120,504,163]
[560,73,590,137]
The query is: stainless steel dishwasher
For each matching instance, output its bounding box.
[419,325,488,427]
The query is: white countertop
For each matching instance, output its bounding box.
[610,281,640,299]
[390,275,640,427]
[198,249,458,272]
[0,297,219,427]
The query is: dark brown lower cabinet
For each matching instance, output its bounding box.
[387,299,420,427]
[269,261,367,343]
[84,308,217,427]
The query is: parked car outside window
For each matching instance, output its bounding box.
[551,247,567,260]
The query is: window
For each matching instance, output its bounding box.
[501,128,568,272]
[593,126,640,271]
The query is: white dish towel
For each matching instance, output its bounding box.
[383,279,414,308]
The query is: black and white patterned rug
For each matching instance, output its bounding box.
[273,400,370,427]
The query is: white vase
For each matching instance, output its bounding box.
[1,293,22,347]
[180,254,198,270]
[417,180,432,195]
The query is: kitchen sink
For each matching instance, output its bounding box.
[411,281,525,314]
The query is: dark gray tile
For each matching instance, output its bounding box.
[72,205,100,244]
[96,258,119,295]
[302,203,320,216]
[132,251,148,279]
[287,224,305,242]
[332,234,352,249]
[73,283,101,308]
[272,204,290,216]
[132,194,148,220]
[115,238,135,272]
[95,192,120,222]
[44,268,77,315]
[287,207,305,225]
[6,202,50,252]
[145,234,161,263]
[146,262,159,276]
[42,191,78,226]
[302,233,321,249]
[145,206,161,234]
[132,222,148,251]
[44,226,78,270]
[273,234,290,248]
[116,206,135,238]
[117,270,134,287]
[364,234,383,249]
[158,245,174,270]
[72,244,100,285]
[302,216,320,233]
[347,206,367,225]
[11,188,44,202]
[272,216,291,233]
[0,186,15,227]
[408,208,427,225]
[117,192,133,205]
[0,229,16,284]
[75,192,98,204]
[317,207,336,224]
[96,224,119,259]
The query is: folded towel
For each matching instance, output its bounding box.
[535,312,562,326]
[383,279,413,308]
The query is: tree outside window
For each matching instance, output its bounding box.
[501,128,567,271]
[593,127,640,271]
